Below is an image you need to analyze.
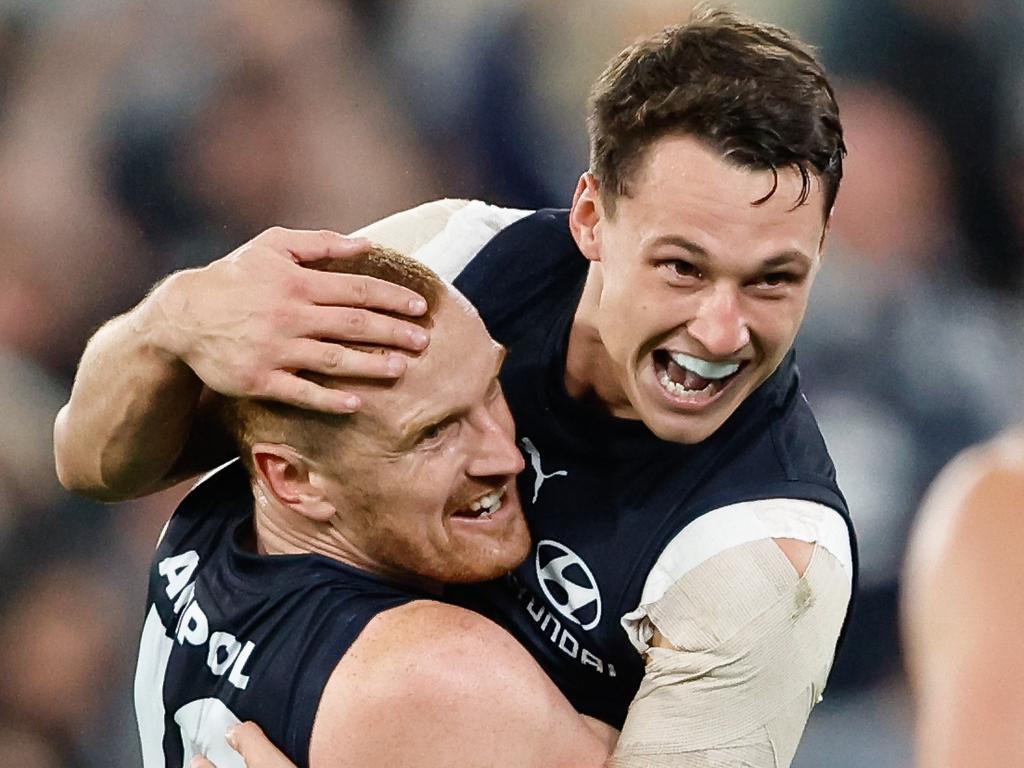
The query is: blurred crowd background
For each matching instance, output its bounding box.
[1,0,1022,765]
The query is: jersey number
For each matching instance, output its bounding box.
[135,606,245,768]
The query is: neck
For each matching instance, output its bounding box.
[564,265,639,419]
[251,489,442,595]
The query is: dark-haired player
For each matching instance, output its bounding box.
[57,9,856,766]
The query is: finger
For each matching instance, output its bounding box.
[255,227,372,264]
[227,722,296,768]
[306,272,428,318]
[301,306,429,351]
[190,757,216,768]
[260,370,364,414]
[278,340,408,380]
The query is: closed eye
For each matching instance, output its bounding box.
[418,420,457,448]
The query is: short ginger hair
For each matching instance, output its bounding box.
[220,244,445,471]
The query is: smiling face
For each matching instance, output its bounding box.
[569,134,828,443]
[312,292,530,589]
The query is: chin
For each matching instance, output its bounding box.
[645,418,716,445]
[442,531,532,584]
[637,402,727,445]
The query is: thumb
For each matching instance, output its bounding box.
[227,722,296,768]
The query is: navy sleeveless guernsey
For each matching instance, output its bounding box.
[134,461,422,768]
[451,209,857,727]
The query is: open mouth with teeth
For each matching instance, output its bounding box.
[451,485,508,520]
[652,349,744,404]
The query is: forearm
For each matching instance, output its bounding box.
[55,272,210,501]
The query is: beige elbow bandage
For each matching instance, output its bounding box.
[611,539,851,768]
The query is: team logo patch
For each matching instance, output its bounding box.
[535,539,602,630]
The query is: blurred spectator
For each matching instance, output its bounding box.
[823,0,1024,292]
[801,77,1022,680]
[2,1,1022,766]
[0,2,447,764]
[0,558,130,767]
[791,79,1022,768]
[0,724,64,768]
[107,0,442,274]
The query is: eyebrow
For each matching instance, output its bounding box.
[397,344,508,448]
[650,235,813,270]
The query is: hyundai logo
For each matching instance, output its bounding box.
[535,539,602,630]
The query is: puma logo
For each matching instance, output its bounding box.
[520,437,568,503]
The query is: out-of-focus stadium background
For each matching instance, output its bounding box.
[1,0,1021,765]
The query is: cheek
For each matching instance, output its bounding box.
[410,449,467,509]
[600,268,662,330]
[749,300,805,351]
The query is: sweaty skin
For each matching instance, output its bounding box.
[903,428,1024,768]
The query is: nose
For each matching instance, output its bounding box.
[686,282,750,357]
[466,402,526,479]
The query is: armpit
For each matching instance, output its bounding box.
[610,540,851,768]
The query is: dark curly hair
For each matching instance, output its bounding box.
[588,6,845,217]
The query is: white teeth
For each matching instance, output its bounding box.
[467,486,505,517]
[659,371,715,399]
[668,352,740,380]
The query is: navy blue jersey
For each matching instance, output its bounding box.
[134,461,422,768]
[451,209,857,727]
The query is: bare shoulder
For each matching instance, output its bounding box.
[309,600,606,768]
[907,428,1024,583]
[342,599,537,676]
[903,427,1024,669]
[903,434,1024,764]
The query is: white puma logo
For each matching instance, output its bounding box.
[520,437,568,503]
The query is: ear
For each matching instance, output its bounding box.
[568,172,605,263]
[251,443,336,523]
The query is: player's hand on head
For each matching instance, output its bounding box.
[190,722,297,768]
[157,227,431,414]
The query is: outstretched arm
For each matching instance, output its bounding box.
[54,227,428,501]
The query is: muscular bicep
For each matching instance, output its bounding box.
[310,601,610,768]
[612,539,851,768]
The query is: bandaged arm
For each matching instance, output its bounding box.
[613,500,853,768]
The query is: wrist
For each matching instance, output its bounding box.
[130,269,201,369]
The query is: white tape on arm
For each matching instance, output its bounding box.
[623,498,852,653]
[610,539,851,768]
